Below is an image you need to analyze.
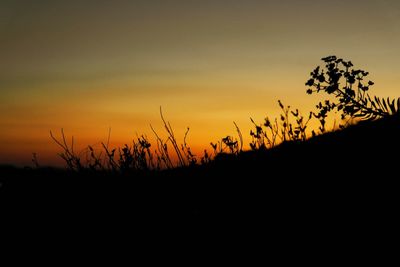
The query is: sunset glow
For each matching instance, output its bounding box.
[1,0,400,166]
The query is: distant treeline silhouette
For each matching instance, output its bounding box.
[47,56,400,173]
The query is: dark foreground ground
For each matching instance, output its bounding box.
[1,116,399,241]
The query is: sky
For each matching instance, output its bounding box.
[1,0,400,166]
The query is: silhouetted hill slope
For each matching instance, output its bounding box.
[217,114,399,176]
[1,116,399,233]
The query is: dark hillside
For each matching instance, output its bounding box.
[1,116,399,236]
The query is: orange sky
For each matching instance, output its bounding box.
[1,0,400,166]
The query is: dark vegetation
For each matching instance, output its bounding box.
[1,57,399,234]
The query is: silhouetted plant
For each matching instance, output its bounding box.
[118,144,134,172]
[250,101,312,151]
[158,107,186,167]
[149,107,197,168]
[208,122,243,157]
[277,100,312,142]
[233,121,244,153]
[31,153,40,169]
[209,122,243,156]
[306,55,400,121]
[49,55,399,173]
[210,141,221,156]
[181,127,197,166]
[200,149,211,165]
[101,143,118,171]
[87,145,103,171]
[221,135,239,154]
[150,125,174,169]
[50,129,83,171]
[133,135,153,170]
[250,116,279,150]
[289,107,313,141]
[249,118,266,150]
